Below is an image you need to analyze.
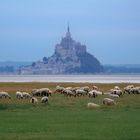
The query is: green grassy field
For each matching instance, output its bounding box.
[0,82,140,140]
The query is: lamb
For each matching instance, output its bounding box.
[0,92,11,99]
[87,103,100,108]
[41,96,49,104]
[103,98,116,106]
[16,91,23,99]
[30,97,38,104]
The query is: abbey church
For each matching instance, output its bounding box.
[19,26,103,74]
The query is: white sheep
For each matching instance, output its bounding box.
[93,85,98,90]
[65,87,73,90]
[30,97,38,104]
[103,98,116,106]
[88,90,98,98]
[64,89,76,97]
[31,88,52,96]
[87,103,100,108]
[76,89,86,96]
[39,88,52,96]
[104,92,111,95]
[114,86,120,90]
[81,86,90,93]
[41,96,49,104]
[109,94,119,98]
[0,92,11,99]
[22,92,31,98]
[54,86,65,94]
[88,90,102,97]
[95,90,103,95]
[31,89,40,96]
[131,87,140,94]
[16,91,23,99]
[110,89,123,96]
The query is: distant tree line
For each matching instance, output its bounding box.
[0,66,15,73]
[104,65,140,73]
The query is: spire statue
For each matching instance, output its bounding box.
[68,24,70,32]
[66,23,71,38]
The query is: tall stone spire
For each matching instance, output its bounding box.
[66,23,71,38]
[67,24,70,32]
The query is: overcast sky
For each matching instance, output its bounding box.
[0,0,140,64]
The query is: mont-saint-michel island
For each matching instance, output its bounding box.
[0,1,140,140]
[19,25,103,74]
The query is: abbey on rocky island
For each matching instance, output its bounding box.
[19,25,103,74]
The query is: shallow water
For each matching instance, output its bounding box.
[0,74,140,83]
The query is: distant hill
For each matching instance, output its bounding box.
[104,64,140,74]
[0,61,32,74]
[0,62,140,74]
[0,61,32,68]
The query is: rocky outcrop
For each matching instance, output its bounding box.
[19,26,103,74]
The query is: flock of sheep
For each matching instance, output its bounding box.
[0,84,140,108]
[0,89,50,104]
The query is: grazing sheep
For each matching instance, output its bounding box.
[0,92,11,99]
[41,96,49,104]
[88,90,98,98]
[64,90,76,97]
[87,103,100,108]
[88,90,102,97]
[31,89,40,96]
[114,86,120,90]
[54,86,65,94]
[39,88,52,96]
[124,85,134,94]
[71,87,80,92]
[76,89,86,96]
[95,90,103,95]
[103,98,116,106]
[30,97,38,104]
[93,86,98,90]
[109,94,119,98]
[110,89,123,96]
[131,87,140,94]
[104,92,111,95]
[31,88,52,97]
[65,87,73,90]
[22,92,31,99]
[81,86,90,93]
[16,91,23,99]
[127,85,134,89]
